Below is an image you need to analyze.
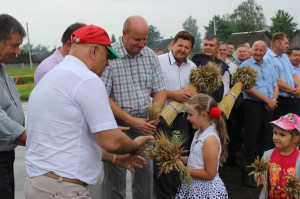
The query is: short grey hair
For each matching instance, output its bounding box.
[0,14,26,43]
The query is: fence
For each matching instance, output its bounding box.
[11,74,35,87]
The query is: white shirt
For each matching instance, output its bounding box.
[158,51,196,112]
[222,71,230,98]
[26,55,118,185]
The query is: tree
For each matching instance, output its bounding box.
[204,15,234,41]
[229,0,267,32]
[111,34,116,43]
[269,10,297,38]
[182,16,201,53]
[147,25,163,47]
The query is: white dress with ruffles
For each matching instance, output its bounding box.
[176,124,228,199]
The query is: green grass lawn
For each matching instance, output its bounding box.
[6,66,36,100]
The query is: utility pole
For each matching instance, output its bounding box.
[26,22,33,70]
[213,16,216,35]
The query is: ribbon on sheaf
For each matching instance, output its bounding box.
[226,91,237,100]
[167,102,180,115]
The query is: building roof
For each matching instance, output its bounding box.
[290,30,300,48]
[148,38,174,53]
[226,30,272,47]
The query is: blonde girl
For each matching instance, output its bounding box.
[176,93,228,199]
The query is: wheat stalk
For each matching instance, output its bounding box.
[148,102,161,121]
[247,156,269,190]
[145,130,193,188]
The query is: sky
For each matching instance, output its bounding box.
[2,0,300,49]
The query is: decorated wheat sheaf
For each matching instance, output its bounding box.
[148,102,161,121]
[159,62,222,126]
[247,156,269,191]
[145,130,193,188]
[218,65,258,119]
[190,61,222,95]
[232,65,258,90]
[284,177,300,199]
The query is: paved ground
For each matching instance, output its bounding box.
[15,102,262,199]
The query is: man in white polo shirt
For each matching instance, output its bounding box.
[154,31,197,199]
[24,25,153,199]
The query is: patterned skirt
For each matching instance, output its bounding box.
[175,173,228,199]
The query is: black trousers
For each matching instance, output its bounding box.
[242,100,274,176]
[0,150,15,199]
[292,99,300,116]
[154,113,193,199]
[227,95,244,160]
[273,96,294,120]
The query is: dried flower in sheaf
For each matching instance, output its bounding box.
[247,156,270,190]
[148,102,161,121]
[232,66,258,90]
[145,130,193,188]
[284,177,300,199]
[190,62,222,95]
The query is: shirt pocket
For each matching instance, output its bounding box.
[139,67,152,89]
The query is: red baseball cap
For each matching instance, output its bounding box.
[71,25,120,60]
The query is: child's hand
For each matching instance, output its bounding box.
[254,173,265,185]
[175,155,184,166]
[176,155,188,165]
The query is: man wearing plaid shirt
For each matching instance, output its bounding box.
[102,15,166,199]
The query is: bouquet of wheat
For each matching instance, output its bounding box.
[145,130,193,188]
[218,65,258,119]
[284,177,300,199]
[247,156,270,190]
[148,102,161,121]
[159,62,222,126]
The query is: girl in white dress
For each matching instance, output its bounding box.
[176,93,228,199]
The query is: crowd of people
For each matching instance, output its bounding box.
[1,13,300,199]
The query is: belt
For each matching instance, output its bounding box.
[44,172,87,186]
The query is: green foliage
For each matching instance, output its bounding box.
[6,66,35,100]
[228,0,267,32]
[111,34,117,43]
[17,86,34,101]
[269,10,297,38]
[183,16,201,53]
[204,15,234,41]
[147,25,163,47]
[20,43,50,54]
[6,66,36,75]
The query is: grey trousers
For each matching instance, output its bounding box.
[103,119,153,199]
[24,174,91,199]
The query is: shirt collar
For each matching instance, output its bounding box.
[268,48,281,58]
[114,39,144,58]
[54,46,64,60]
[250,56,266,66]
[168,50,189,66]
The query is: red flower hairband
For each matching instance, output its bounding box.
[210,107,222,119]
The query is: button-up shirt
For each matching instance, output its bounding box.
[293,65,300,98]
[241,57,278,101]
[0,63,25,151]
[102,39,165,117]
[264,49,295,97]
[34,47,64,85]
[233,59,243,66]
[158,51,196,112]
[26,55,118,185]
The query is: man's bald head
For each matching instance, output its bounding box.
[123,15,148,34]
[122,16,149,57]
[252,40,268,64]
